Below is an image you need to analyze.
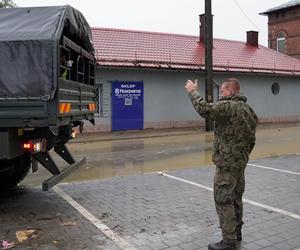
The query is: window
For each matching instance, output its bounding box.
[276,33,286,53]
[271,82,280,95]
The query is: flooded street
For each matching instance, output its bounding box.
[21,124,300,187]
[9,125,300,250]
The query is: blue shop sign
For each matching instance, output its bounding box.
[112,80,144,131]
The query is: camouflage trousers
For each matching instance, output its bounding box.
[213,163,246,240]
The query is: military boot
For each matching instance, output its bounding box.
[236,222,244,241]
[208,239,236,250]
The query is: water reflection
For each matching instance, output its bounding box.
[21,125,300,187]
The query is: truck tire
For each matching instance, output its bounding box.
[0,154,31,190]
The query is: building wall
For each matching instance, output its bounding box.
[267,5,300,59]
[215,73,300,122]
[85,67,300,132]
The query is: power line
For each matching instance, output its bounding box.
[232,0,267,35]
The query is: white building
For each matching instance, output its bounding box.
[88,27,300,132]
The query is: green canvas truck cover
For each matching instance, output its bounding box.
[0,5,94,100]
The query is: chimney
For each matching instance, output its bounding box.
[247,31,258,46]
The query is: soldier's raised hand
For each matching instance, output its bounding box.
[185,79,198,93]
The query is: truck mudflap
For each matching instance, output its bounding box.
[32,144,85,191]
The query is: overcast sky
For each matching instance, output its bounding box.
[14,0,289,46]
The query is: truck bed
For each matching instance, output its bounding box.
[0,79,96,128]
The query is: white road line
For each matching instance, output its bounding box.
[53,186,136,250]
[158,172,213,191]
[159,172,300,220]
[248,163,300,176]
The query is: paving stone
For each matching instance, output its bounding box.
[149,241,169,250]
[177,241,200,250]
[163,246,183,250]
[255,238,273,248]
[1,155,299,249]
[272,242,296,250]
[241,242,263,250]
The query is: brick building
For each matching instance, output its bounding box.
[261,0,300,59]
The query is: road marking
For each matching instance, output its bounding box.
[158,172,213,191]
[53,186,136,250]
[248,163,300,176]
[159,172,300,220]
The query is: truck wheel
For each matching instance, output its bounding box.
[0,154,31,190]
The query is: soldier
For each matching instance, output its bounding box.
[185,78,257,250]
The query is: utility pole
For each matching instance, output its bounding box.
[204,0,214,131]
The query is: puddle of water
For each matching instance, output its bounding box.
[21,125,300,187]
[251,126,300,159]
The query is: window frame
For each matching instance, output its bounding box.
[276,32,286,53]
[271,82,280,95]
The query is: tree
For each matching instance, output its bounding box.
[0,0,16,8]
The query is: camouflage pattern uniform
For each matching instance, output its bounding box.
[189,90,257,241]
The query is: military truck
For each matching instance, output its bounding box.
[0,5,97,191]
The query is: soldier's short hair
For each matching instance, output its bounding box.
[223,78,240,94]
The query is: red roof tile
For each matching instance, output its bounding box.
[92,27,300,75]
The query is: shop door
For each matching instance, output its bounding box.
[112,80,144,131]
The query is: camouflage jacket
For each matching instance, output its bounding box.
[189,90,258,167]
